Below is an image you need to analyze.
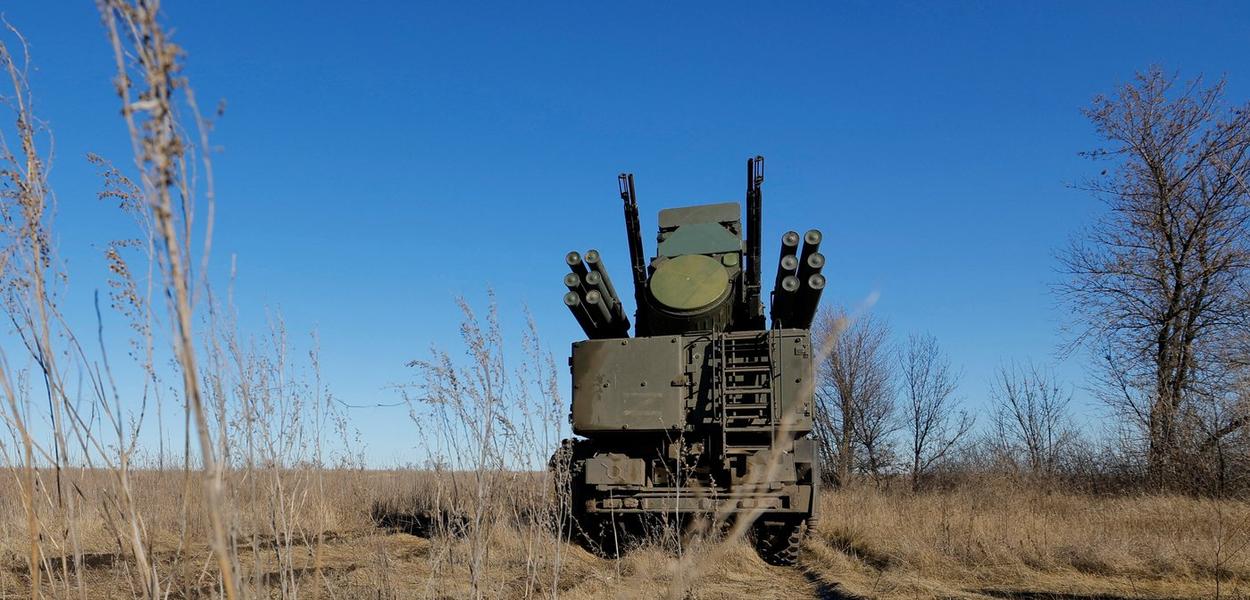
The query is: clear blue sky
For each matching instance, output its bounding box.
[4,2,1249,464]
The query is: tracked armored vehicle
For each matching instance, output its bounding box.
[555,157,825,565]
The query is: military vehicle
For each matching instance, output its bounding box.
[555,156,825,566]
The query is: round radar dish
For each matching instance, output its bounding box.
[649,254,730,312]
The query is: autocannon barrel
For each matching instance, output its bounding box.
[797,251,825,282]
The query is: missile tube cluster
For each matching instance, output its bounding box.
[770,229,825,329]
[563,250,631,338]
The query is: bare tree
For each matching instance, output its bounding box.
[852,377,900,483]
[988,362,1074,477]
[1059,68,1250,487]
[900,333,973,491]
[813,308,896,485]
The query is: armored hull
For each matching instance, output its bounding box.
[556,157,825,565]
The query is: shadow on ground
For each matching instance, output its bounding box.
[371,503,470,538]
[977,589,1183,600]
[800,567,866,600]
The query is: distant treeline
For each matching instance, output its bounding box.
[811,68,1250,497]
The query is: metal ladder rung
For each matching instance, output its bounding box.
[718,332,779,455]
[724,365,770,373]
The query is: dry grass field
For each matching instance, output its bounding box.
[1,470,1245,599]
[2,4,1250,600]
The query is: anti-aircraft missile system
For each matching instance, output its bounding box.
[554,156,824,565]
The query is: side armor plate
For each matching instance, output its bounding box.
[571,336,684,432]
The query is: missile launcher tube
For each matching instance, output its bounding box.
[586,272,628,326]
[799,229,822,265]
[778,230,800,260]
[566,251,589,278]
[585,251,630,327]
[774,254,799,292]
[564,272,583,295]
[584,271,612,305]
[564,291,599,337]
[770,274,801,325]
[791,273,826,329]
[584,250,620,305]
[584,290,616,332]
[798,252,825,282]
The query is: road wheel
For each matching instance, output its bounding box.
[753,518,805,566]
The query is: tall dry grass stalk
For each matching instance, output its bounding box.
[0,22,96,599]
[396,296,571,599]
[0,6,355,599]
[95,2,239,595]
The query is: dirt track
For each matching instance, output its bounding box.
[250,528,1189,600]
[327,529,846,599]
[1,526,1207,599]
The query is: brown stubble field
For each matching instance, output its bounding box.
[3,4,1250,600]
[1,469,1246,600]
